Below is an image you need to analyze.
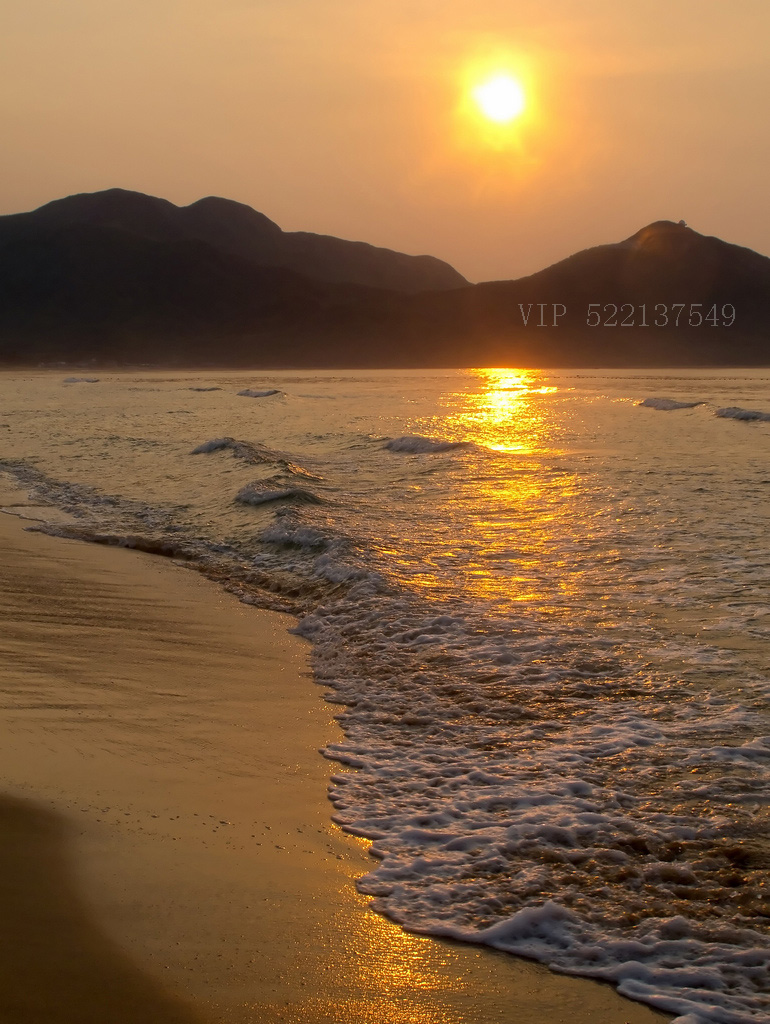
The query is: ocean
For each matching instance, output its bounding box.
[1,367,768,1024]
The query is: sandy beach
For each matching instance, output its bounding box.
[0,484,671,1024]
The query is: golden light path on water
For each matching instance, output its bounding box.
[451,368,558,453]
[387,368,591,611]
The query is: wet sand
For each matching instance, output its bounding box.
[0,493,671,1024]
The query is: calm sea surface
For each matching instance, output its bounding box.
[1,367,768,1023]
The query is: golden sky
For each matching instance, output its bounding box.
[2,0,769,281]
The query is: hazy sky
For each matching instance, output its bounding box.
[3,0,769,281]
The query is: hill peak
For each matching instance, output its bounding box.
[624,219,699,249]
[32,188,178,224]
[182,196,283,237]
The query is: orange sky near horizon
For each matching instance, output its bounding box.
[2,0,769,282]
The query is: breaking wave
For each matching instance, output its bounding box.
[191,437,275,462]
[235,480,322,506]
[638,398,703,411]
[385,434,471,454]
[191,437,318,478]
[716,407,770,423]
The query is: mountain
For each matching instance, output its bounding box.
[0,189,467,294]
[388,220,770,366]
[0,192,768,367]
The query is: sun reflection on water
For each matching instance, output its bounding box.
[376,367,589,610]
[449,368,559,454]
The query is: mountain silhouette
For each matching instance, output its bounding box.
[0,192,768,367]
[0,189,466,293]
[392,219,770,366]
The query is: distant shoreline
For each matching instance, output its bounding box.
[2,359,770,371]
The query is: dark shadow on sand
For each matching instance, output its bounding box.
[0,794,205,1024]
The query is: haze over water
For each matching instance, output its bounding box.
[1,367,768,1023]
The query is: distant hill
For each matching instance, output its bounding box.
[0,189,466,294]
[0,192,768,367]
[390,220,770,366]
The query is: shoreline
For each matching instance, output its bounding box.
[0,493,671,1023]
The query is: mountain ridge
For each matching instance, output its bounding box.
[0,191,768,367]
[0,188,467,294]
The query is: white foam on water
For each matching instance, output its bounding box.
[259,518,331,552]
[290,573,769,1024]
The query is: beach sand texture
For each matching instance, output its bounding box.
[0,494,670,1023]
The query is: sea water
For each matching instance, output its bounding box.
[1,367,768,1024]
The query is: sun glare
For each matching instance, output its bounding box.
[453,53,541,171]
[472,73,526,124]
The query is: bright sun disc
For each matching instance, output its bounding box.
[472,74,526,124]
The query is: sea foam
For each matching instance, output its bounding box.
[293,571,769,1024]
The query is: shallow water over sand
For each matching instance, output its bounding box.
[1,367,768,1023]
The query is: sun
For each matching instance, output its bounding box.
[472,73,526,124]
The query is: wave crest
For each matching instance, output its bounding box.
[638,398,702,411]
[191,437,317,478]
[716,406,770,422]
[235,481,322,506]
[385,434,470,454]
